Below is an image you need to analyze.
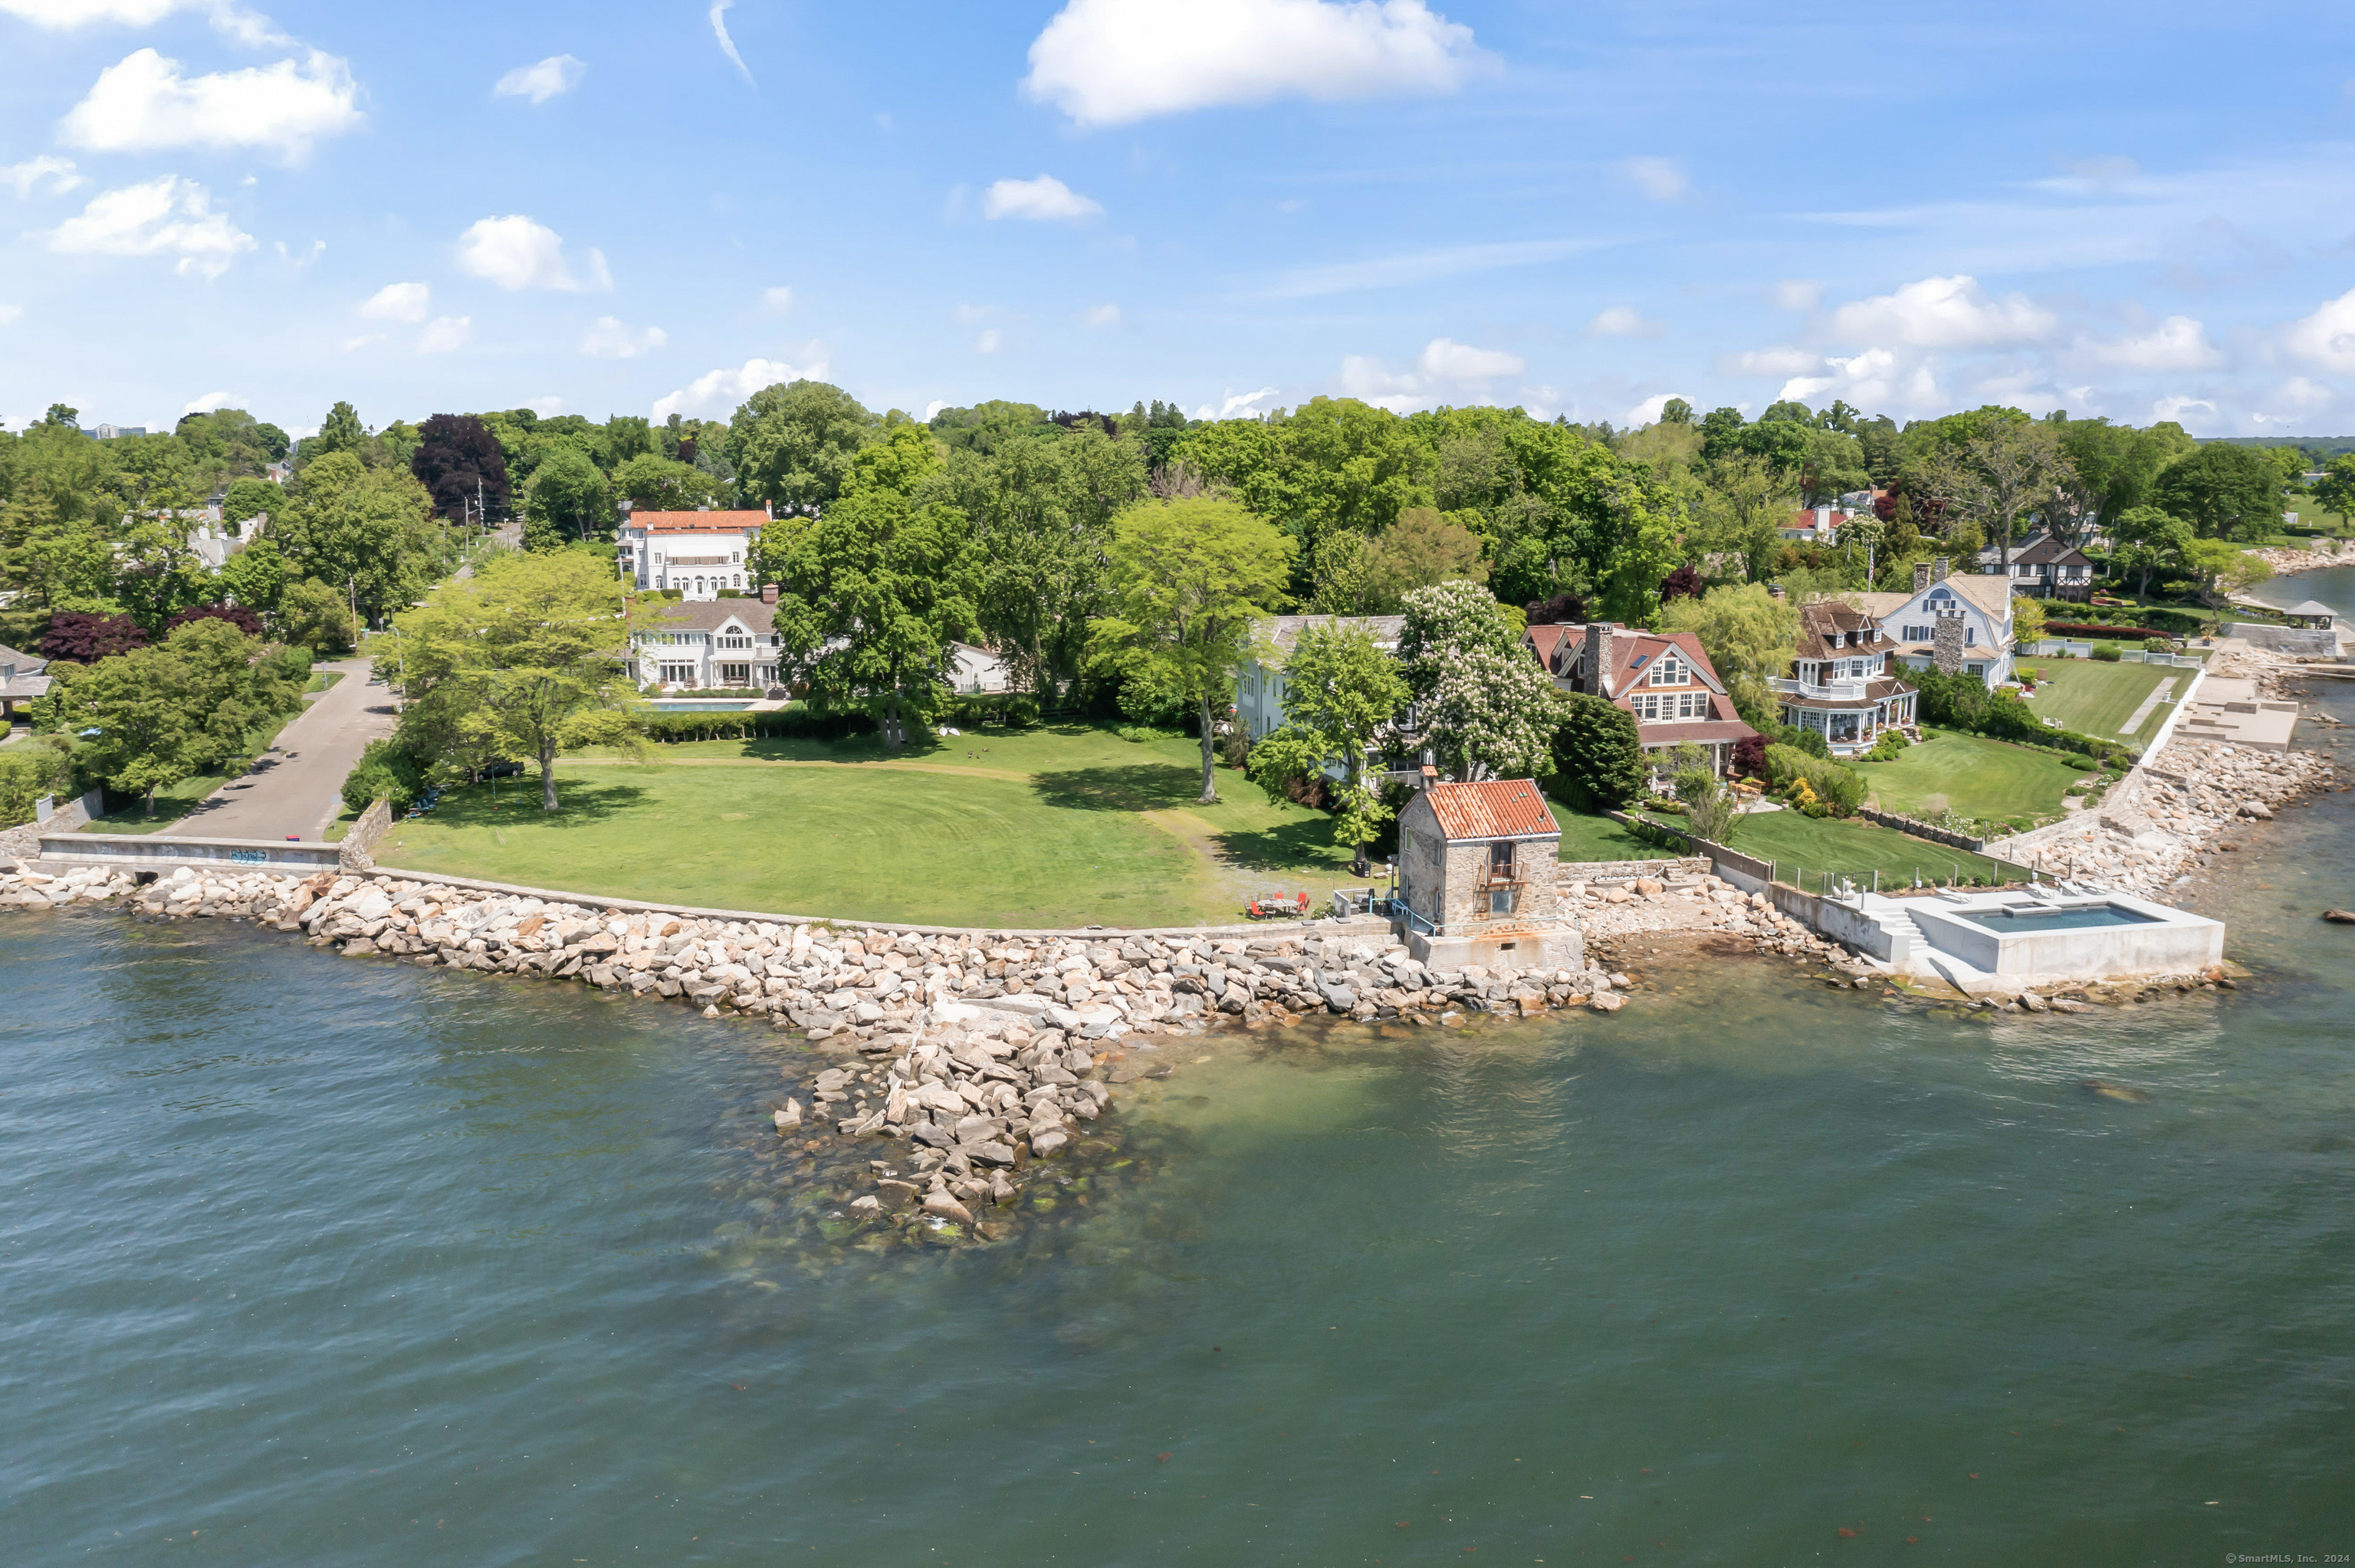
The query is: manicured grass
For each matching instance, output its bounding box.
[1549,802,1677,863]
[1854,731,2090,822]
[304,669,345,693]
[376,723,1356,928]
[1710,809,2012,889]
[2015,658,2182,745]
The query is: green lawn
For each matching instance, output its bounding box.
[1550,802,1677,863]
[375,723,1356,929]
[1711,809,2012,889]
[2014,658,2183,746]
[1854,731,2090,822]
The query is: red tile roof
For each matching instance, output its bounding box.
[1424,779,1559,840]
[628,510,771,532]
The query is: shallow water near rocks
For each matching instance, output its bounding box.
[5,692,2354,1563]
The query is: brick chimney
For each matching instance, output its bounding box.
[1582,622,1614,698]
[1913,560,1932,593]
[761,582,779,605]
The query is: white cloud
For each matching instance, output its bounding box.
[709,0,753,84]
[1779,347,1943,414]
[2284,285,2355,374]
[46,175,253,278]
[455,215,611,291]
[58,48,362,164]
[1827,274,2057,349]
[2252,378,2332,427]
[337,332,385,351]
[1772,277,1821,311]
[493,54,585,105]
[1724,345,1820,377]
[528,397,565,418]
[418,315,471,354]
[759,284,794,315]
[180,389,239,415]
[974,328,1004,353]
[652,353,829,422]
[357,280,429,323]
[1338,353,1428,412]
[275,237,323,266]
[1417,336,1522,379]
[2081,314,2220,372]
[1080,302,1122,328]
[4,156,84,198]
[1620,156,1685,202]
[1585,304,1660,339]
[923,399,949,420]
[581,316,667,359]
[982,175,1102,221]
[0,0,286,43]
[1624,392,1689,426]
[0,304,21,326]
[2152,395,2215,426]
[1023,0,1486,126]
[1193,385,1279,420]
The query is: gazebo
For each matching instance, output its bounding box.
[2280,600,2337,631]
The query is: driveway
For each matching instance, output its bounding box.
[174,658,398,842]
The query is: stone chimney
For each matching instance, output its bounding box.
[1933,555,1950,583]
[1582,622,1614,698]
[1913,560,1932,593]
[762,582,779,605]
[1933,609,1966,675]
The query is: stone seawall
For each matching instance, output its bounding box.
[0,787,101,862]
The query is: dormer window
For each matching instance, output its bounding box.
[1650,654,1686,686]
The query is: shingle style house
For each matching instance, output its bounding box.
[1770,601,1918,755]
[1847,557,2018,691]
[1529,621,1759,775]
[1978,531,2096,602]
[629,596,784,691]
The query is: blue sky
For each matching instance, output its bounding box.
[4,0,2354,438]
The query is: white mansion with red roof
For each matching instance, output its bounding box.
[616,507,771,600]
[1526,621,1759,775]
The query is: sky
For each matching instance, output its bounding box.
[2,0,2354,439]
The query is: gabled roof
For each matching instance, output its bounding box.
[0,641,46,674]
[626,510,770,533]
[1793,601,1895,661]
[1606,629,1728,698]
[1523,623,1580,668]
[2281,599,2336,618]
[2007,533,2091,567]
[635,598,777,635]
[1423,779,1559,841]
[1256,614,1405,661]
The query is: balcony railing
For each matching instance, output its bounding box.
[1769,676,1868,701]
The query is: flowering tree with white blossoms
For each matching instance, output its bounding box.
[1398,579,1569,780]
[1422,643,1568,781]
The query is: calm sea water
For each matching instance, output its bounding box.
[6,689,2353,1565]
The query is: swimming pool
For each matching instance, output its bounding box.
[1959,902,2160,931]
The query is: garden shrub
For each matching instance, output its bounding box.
[1116,724,1177,744]
[2092,644,2122,662]
[1731,732,1769,779]
[340,737,429,813]
[1763,743,1864,818]
[0,737,76,827]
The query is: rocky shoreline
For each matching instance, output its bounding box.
[2245,543,2352,576]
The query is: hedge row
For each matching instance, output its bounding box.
[636,691,1044,746]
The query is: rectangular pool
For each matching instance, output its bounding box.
[1959,902,2160,931]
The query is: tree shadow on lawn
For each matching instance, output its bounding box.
[1031,763,1210,814]
[425,779,652,829]
[1212,818,1352,875]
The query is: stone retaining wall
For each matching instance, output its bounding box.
[0,787,101,863]
[339,798,394,870]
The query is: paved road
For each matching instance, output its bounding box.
[175,659,397,842]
